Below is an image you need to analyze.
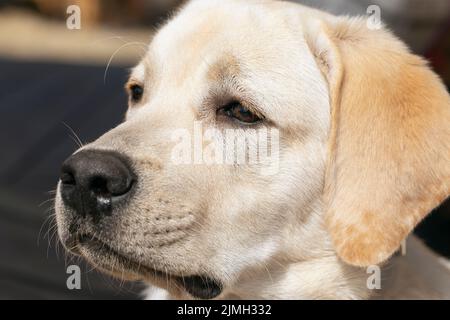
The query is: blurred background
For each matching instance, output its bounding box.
[0,0,448,300]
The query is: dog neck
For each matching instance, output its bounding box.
[224,256,372,299]
[223,225,450,299]
[222,201,373,299]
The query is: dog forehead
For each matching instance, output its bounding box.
[143,0,322,97]
[149,0,300,66]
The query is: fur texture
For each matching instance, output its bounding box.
[55,0,450,299]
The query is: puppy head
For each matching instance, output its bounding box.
[54,0,450,299]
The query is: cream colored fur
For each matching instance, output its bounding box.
[55,0,450,299]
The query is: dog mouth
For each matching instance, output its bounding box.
[68,234,223,299]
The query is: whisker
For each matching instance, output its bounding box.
[37,211,56,247]
[104,42,148,84]
[90,35,147,48]
[62,122,84,148]
[85,264,94,295]
[38,198,55,208]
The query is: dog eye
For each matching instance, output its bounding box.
[129,84,144,102]
[217,101,262,124]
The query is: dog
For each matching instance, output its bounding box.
[55,0,450,299]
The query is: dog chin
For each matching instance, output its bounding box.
[69,234,223,299]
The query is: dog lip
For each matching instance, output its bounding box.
[181,275,223,300]
[75,233,169,278]
[72,234,223,299]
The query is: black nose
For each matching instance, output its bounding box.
[60,150,134,219]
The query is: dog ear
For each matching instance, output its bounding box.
[306,17,450,267]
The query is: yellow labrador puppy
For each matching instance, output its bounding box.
[55,0,450,299]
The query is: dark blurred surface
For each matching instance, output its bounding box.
[415,199,450,258]
[0,59,143,299]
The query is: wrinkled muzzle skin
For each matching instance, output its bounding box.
[55,0,348,299]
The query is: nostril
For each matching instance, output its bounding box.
[109,178,134,197]
[89,175,134,197]
[60,171,76,186]
[89,176,109,196]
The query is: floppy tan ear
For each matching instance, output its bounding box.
[306,17,450,267]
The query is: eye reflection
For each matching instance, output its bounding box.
[129,84,144,103]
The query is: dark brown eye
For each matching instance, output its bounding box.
[217,101,262,124]
[129,84,144,102]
